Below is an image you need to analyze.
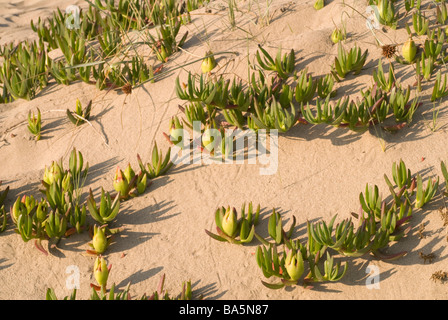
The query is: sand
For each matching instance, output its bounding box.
[1,0,448,300]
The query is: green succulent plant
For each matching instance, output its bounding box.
[112,165,147,200]
[45,288,78,300]
[49,59,78,85]
[255,243,305,289]
[384,159,413,193]
[389,85,419,123]
[255,45,295,80]
[437,1,448,24]
[253,209,296,247]
[331,43,368,82]
[376,0,399,29]
[415,174,439,209]
[0,40,48,102]
[419,51,435,81]
[166,116,185,147]
[308,215,354,252]
[67,99,92,126]
[137,142,173,179]
[431,70,448,101]
[310,252,348,283]
[176,72,218,105]
[93,256,110,291]
[27,108,42,141]
[441,161,448,196]
[248,98,297,133]
[316,73,336,99]
[43,175,73,215]
[98,29,122,57]
[206,203,260,244]
[87,224,113,255]
[179,102,212,129]
[142,274,193,300]
[300,95,348,126]
[294,68,317,104]
[87,188,120,225]
[44,208,68,242]
[90,283,131,300]
[201,50,216,74]
[68,203,87,234]
[424,29,445,62]
[0,205,7,233]
[373,59,395,93]
[413,10,429,36]
[148,16,188,62]
[314,0,325,10]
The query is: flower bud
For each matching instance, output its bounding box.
[221,207,237,237]
[169,116,184,146]
[36,200,48,222]
[202,127,215,153]
[159,45,168,62]
[123,163,135,184]
[137,172,147,194]
[201,51,216,74]
[92,225,108,254]
[61,172,73,193]
[331,28,344,44]
[75,98,83,115]
[11,196,26,224]
[402,38,417,63]
[94,257,110,289]
[314,0,324,10]
[284,249,304,281]
[22,195,36,213]
[113,167,129,198]
[43,162,62,185]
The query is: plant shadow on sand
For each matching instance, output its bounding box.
[104,199,179,254]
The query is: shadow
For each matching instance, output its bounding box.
[294,53,326,76]
[115,266,164,290]
[90,101,115,122]
[119,199,178,226]
[338,258,399,288]
[247,206,295,246]
[282,122,363,147]
[34,81,61,99]
[0,258,13,271]
[107,229,159,253]
[1,179,42,207]
[334,78,368,97]
[192,280,226,300]
[84,156,121,188]
[167,163,203,176]
[40,117,67,139]
[56,231,91,253]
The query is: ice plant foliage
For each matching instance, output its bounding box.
[87,188,120,225]
[331,42,368,82]
[137,142,173,179]
[253,160,439,289]
[255,45,295,80]
[112,165,148,200]
[205,203,260,245]
[0,183,9,233]
[28,108,42,141]
[67,99,92,126]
